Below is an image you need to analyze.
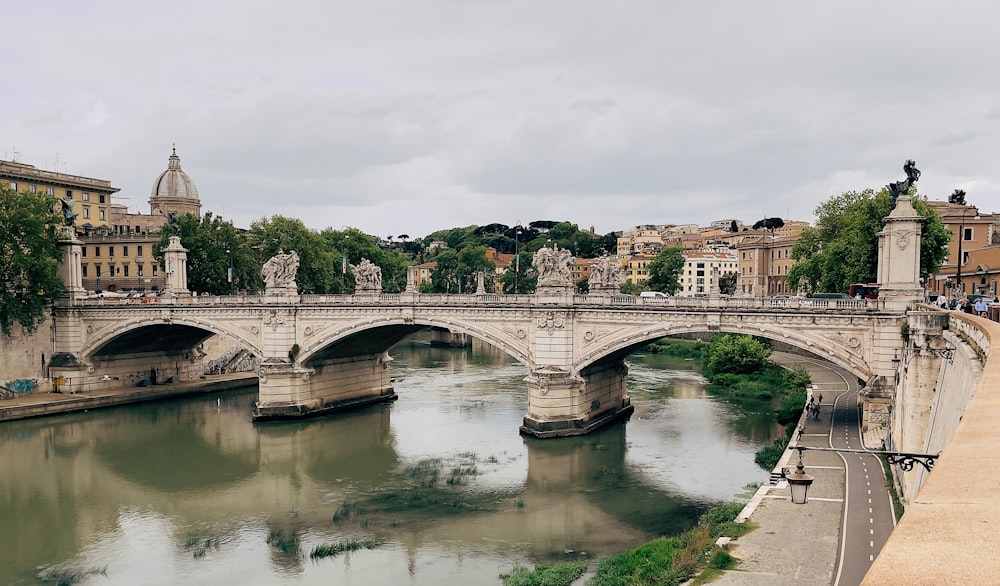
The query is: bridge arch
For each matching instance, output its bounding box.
[297,316,533,368]
[573,323,873,381]
[80,316,262,362]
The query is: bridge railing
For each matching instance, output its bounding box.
[71,293,886,311]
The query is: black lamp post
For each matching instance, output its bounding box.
[784,449,815,505]
[514,227,522,294]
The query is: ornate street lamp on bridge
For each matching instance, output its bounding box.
[781,445,939,505]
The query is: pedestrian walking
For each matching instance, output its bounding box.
[818,393,823,404]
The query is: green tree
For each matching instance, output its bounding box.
[320,228,413,293]
[428,246,495,293]
[787,188,949,295]
[0,185,67,335]
[719,271,738,295]
[704,334,772,375]
[500,250,536,294]
[249,216,335,294]
[155,212,258,295]
[645,246,685,294]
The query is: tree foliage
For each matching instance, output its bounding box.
[0,185,67,335]
[704,334,772,375]
[155,212,258,295]
[646,246,685,294]
[428,246,495,293]
[752,217,785,231]
[718,271,738,295]
[787,189,949,295]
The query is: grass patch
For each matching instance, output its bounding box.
[332,501,366,523]
[38,566,107,585]
[754,436,789,471]
[267,528,300,555]
[880,455,904,522]
[589,503,748,586]
[499,561,588,586]
[310,538,384,559]
[643,338,706,358]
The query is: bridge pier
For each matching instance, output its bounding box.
[253,353,397,421]
[520,360,634,438]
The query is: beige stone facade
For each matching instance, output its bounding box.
[1,159,119,231]
[735,234,797,297]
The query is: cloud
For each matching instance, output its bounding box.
[4,1,1000,238]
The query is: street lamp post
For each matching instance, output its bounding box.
[514,227,522,294]
[226,247,233,295]
[341,234,349,293]
[783,448,815,504]
[955,206,978,298]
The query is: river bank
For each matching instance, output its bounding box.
[0,372,257,422]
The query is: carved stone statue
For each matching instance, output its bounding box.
[261,250,300,293]
[350,258,382,293]
[588,255,626,294]
[59,197,78,226]
[532,244,574,292]
[887,160,920,211]
[167,212,182,235]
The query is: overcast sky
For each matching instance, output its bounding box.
[4,1,998,238]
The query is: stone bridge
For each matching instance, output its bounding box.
[50,293,906,437]
[49,195,930,438]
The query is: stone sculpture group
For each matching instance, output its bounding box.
[261,250,300,291]
[350,258,383,293]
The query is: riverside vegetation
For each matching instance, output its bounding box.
[500,503,751,586]
[500,334,805,586]
[649,334,810,471]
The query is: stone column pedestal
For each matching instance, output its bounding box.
[57,226,86,302]
[162,236,190,296]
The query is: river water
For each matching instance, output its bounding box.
[0,336,779,585]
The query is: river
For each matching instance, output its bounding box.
[0,335,779,585]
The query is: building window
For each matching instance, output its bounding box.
[82,247,87,257]
[96,265,102,277]
[46,187,54,196]
[138,264,144,277]
[123,245,129,257]
[99,194,106,204]
[82,265,88,278]
[95,246,101,257]
[152,265,158,277]
[83,193,90,201]
[66,190,73,198]
[9,182,16,192]
[963,227,973,241]
[29,185,36,193]
[124,265,130,277]
[137,245,143,257]
[109,246,115,258]
[99,209,105,220]
[83,207,90,219]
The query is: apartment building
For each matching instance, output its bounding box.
[926,201,998,298]
[677,251,738,296]
[735,234,797,297]
[1,158,119,231]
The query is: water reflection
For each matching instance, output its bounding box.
[0,336,777,585]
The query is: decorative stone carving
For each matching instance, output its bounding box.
[263,309,285,331]
[532,244,574,292]
[537,311,566,335]
[350,258,382,294]
[587,255,626,294]
[261,250,299,294]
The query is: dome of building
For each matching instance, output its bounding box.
[149,146,202,217]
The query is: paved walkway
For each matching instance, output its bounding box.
[0,372,257,422]
[713,353,869,586]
